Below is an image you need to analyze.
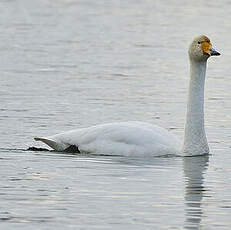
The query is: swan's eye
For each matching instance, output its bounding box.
[198,41,201,44]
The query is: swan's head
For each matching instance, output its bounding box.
[189,35,220,62]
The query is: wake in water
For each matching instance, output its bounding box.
[27,145,80,153]
[27,146,50,151]
[0,147,50,152]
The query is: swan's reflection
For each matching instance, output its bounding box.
[184,155,209,230]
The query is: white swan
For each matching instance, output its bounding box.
[34,35,220,156]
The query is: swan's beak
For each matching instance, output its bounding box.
[210,47,220,56]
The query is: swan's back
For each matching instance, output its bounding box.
[35,121,181,156]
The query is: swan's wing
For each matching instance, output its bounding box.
[34,121,181,156]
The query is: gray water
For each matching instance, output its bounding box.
[1,0,231,229]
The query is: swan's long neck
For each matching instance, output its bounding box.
[182,58,209,156]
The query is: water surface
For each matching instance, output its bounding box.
[1,0,231,229]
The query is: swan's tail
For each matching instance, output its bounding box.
[34,137,80,153]
[34,137,65,151]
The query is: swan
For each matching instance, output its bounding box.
[34,35,220,156]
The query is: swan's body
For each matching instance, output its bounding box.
[34,35,220,156]
[35,121,181,156]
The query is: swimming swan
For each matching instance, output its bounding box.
[34,35,220,156]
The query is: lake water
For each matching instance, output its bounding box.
[1,0,231,229]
